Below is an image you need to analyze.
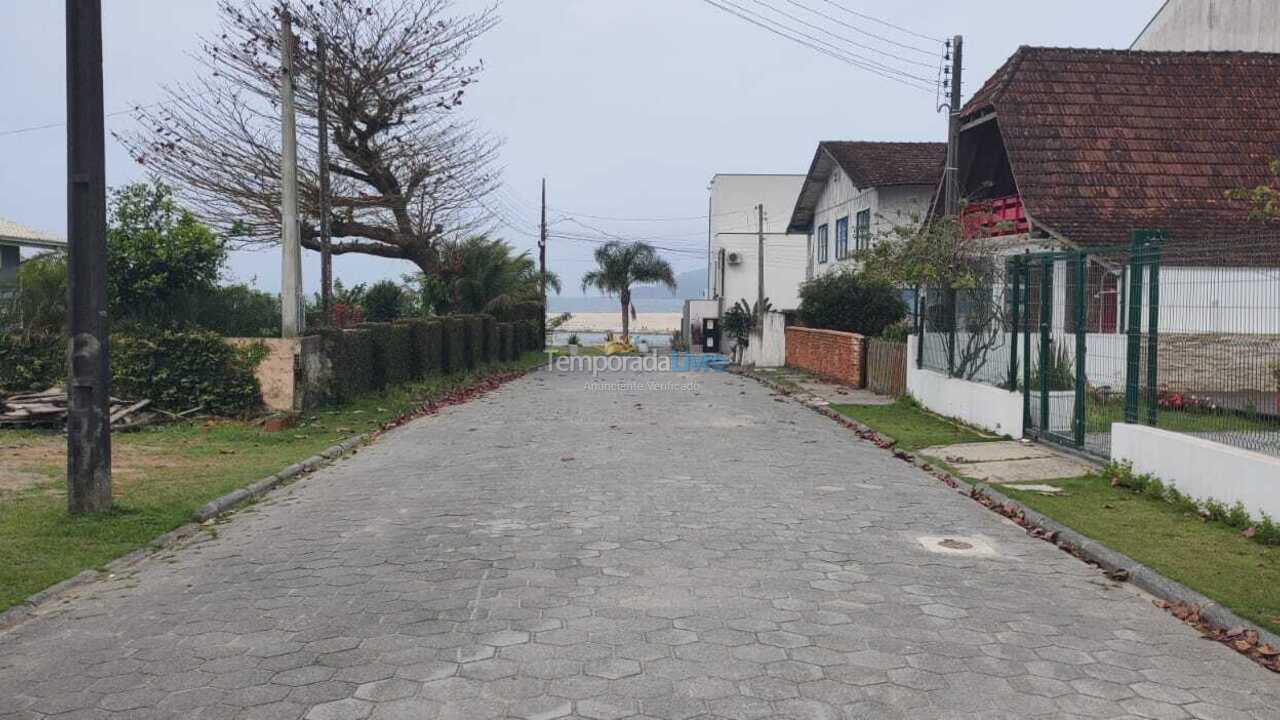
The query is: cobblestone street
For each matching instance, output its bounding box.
[1,366,1276,720]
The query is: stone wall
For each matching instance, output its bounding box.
[1159,333,1280,394]
[785,327,866,387]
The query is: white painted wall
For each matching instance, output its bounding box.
[1133,0,1280,52]
[742,312,786,368]
[1112,423,1280,520]
[807,175,933,279]
[708,174,806,310]
[907,335,1025,438]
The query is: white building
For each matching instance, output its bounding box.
[1133,0,1280,52]
[786,142,945,280]
[707,173,807,312]
[1,217,66,294]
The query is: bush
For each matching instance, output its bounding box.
[499,323,515,361]
[0,334,63,393]
[112,330,262,415]
[482,316,499,364]
[320,328,379,402]
[442,317,468,372]
[403,319,444,378]
[361,323,414,387]
[465,315,486,368]
[797,269,906,337]
[188,283,281,337]
[362,280,405,322]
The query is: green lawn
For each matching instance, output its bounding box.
[1084,396,1278,435]
[831,398,1001,451]
[0,353,544,612]
[1002,475,1280,636]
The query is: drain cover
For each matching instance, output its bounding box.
[917,535,997,557]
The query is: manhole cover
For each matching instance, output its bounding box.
[917,535,997,557]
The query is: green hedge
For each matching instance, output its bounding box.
[499,323,515,361]
[113,330,262,415]
[360,323,414,387]
[465,316,485,369]
[442,317,468,373]
[483,317,499,364]
[0,334,63,394]
[402,319,444,378]
[320,328,379,402]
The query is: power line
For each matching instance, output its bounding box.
[0,90,216,138]
[763,0,939,68]
[817,0,946,44]
[697,0,937,93]
[715,0,939,85]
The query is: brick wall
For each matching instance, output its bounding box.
[785,327,867,387]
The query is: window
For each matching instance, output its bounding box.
[816,224,829,264]
[835,217,849,260]
[855,209,871,252]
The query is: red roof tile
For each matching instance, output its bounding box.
[788,141,945,232]
[961,47,1280,246]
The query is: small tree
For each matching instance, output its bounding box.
[107,181,226,327]
[1228,159,1280,220]
[362,280,406,322]
[580,241,676,338]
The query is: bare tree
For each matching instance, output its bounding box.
[117,0,501,276]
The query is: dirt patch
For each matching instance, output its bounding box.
[0,433,211,495]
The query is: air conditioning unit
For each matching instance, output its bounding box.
[726,251,743,265]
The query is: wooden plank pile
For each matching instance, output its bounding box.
[0,387,154,429]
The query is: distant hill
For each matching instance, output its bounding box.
[631,267,707,300]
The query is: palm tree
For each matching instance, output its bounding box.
[422,236,561,321]
[580,241,677,338]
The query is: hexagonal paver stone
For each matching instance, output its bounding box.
[514,695,573,720]
[354,678,420,702]
[648,628,699,646]
[305,697,373,720]
[586,658,642,680]
[480,630,530,648]
[766,660,823,683]
[367,698,444,720]
[759,631,809,649]
[921,604,969,619]
[395,661,457,683]
[273,666,338,687]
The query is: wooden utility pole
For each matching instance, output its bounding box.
[539,178,547,349]
[317,35,333,320]
[65,0,112,514]
[756,204,765,312]
[944,35,964,216]
[279,6,304,337]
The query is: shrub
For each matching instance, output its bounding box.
[499,323,515,361]
[442,317,468,372]
[361,323,414,387]
[362,280,405,322]
[402,319,444,377]
[465,315,486,368]
[189,283,281,337]
[880,322,911,343]
[482,316,499,364]
[0,333,63,393]
[797,269,906,337]
[1030,340,1075,392]
[319,328,379,402]
[112,330,262,415]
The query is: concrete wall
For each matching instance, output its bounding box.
[1112,423,1280,520]
[708,174,807,311]
[741,312,786,368]
[227,336,332,413]
[907,335,1024,438]
[786,327,865,387]
[1133,0,1280,52]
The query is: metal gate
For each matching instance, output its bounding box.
[1010,231,1165,457]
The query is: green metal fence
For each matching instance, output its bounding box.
[919,232,1280,459]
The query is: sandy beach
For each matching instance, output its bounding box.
[552,311,682,333]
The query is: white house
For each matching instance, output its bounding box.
[1,217,66,295]
[785,141,945,280]
[1133,0,1280,52]
[706,173,807,312]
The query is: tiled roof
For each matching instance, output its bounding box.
[0,217,65,248]
[788,141,945,232]
[960,47,1280,246]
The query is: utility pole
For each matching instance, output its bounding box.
[317,35,333,321]
[944,35,964,216]
[279,6,304,337]
[539,178,547,349]
[756,204,765,312]
[65,0,112,514]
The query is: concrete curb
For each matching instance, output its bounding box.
[0,366,539,634]
[734,366,1280,654]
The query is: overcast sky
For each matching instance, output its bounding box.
[0,0,1162,295]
